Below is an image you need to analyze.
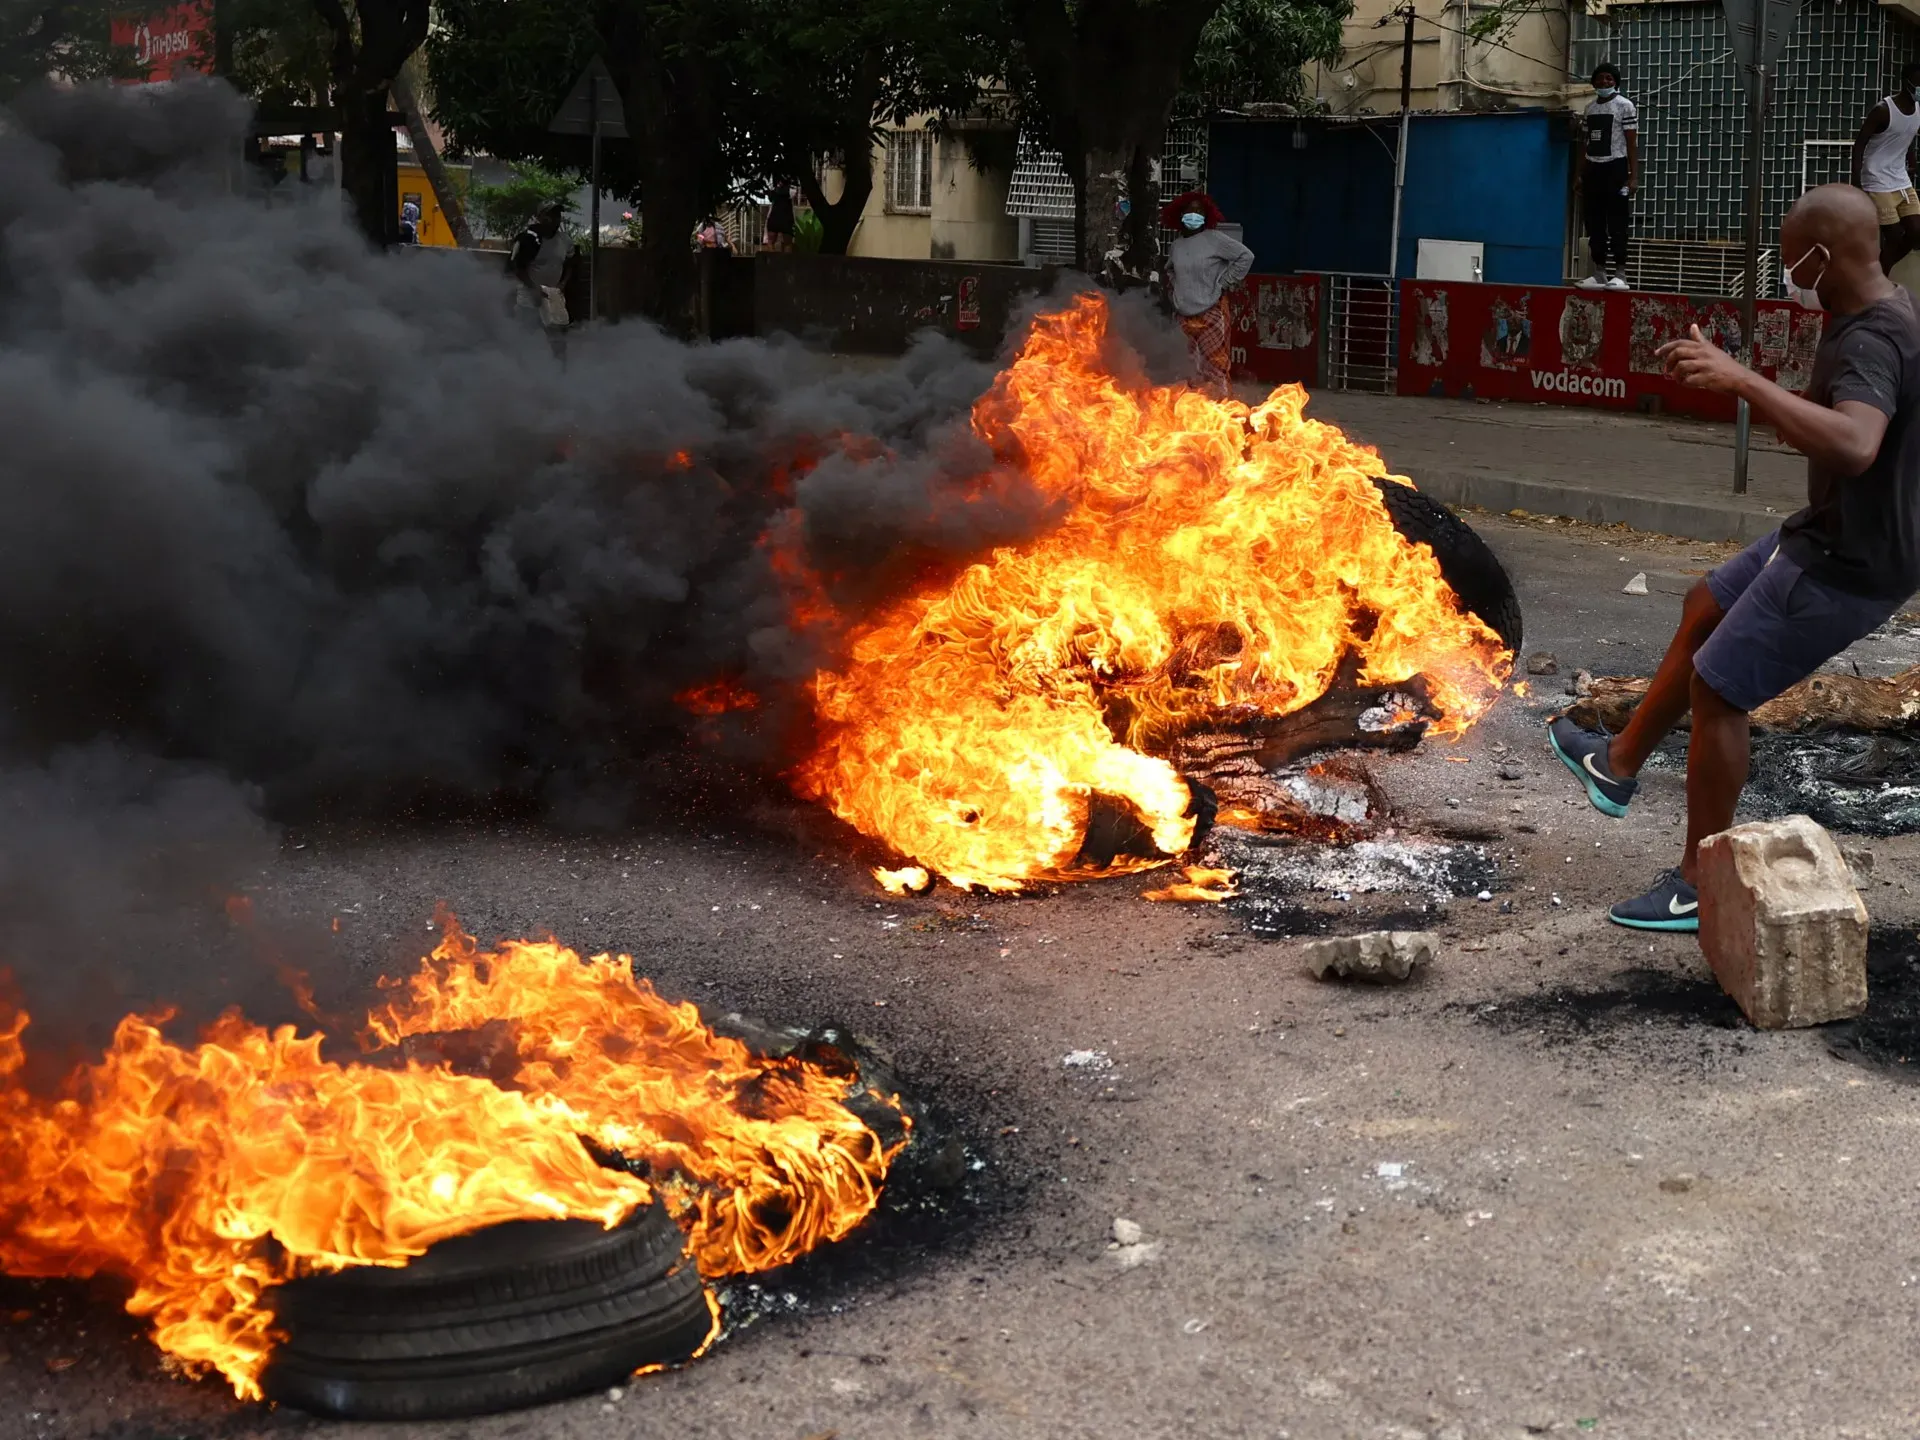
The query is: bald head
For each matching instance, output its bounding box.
[1783,184,1882,265]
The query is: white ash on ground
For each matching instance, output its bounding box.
[1209,831,1502,939]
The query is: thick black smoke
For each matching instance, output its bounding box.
[0,82,1126,1029]
[0,81,1068,820]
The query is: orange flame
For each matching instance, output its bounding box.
[797,295,1509,891]
[0,916,904,1399]
[1142,865,1239,903]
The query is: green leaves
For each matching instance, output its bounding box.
[1187,0,1352,112]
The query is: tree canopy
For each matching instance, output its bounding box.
[2,0,141,99]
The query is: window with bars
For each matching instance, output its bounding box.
[886,129,935,213]
[1566,0,1908,295]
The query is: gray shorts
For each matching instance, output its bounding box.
[1693,529,1904,712]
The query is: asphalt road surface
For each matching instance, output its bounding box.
[7,516,1920,1440]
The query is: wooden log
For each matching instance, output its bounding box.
[1567,665,1920,734]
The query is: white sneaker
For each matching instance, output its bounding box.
[1576,274,1606,289]
[1605,274,1631,290]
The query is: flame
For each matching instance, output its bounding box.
[1142,865,1239,903]
[0,915,903,1399]
[676,677,762,716]
[797,295,1509,891]
[873,865,932,896]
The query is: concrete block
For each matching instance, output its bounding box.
[1302,930,1436,983]
[1697,815,1868,1029]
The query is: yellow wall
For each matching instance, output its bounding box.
[396,162,469,248]
[1315,0,1569,114]
[822,116,1019,262]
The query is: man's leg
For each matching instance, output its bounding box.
[1608,579,1726,777]
[1681,671,1750,884]
[1583,188,1610,276]
[1607,186,1631,279]
[1546,533,1774,818]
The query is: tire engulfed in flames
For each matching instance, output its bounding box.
[797,295,1513,892]
[0,916,906,1400]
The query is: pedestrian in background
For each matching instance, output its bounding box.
[1850,60,1920,274]
[509,200,575,342]
[1159,190,1254,399]
[1576,63,1638,291]
[1547,186,1920,931]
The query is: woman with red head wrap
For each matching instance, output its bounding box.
[1160,191,1253,397]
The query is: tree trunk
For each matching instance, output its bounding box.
[391,63,473,247]
[797,145,872,257]
[1012,0,1226,279]
[635,155,704,336]
[600,1,729,331]
[338,87,397,247]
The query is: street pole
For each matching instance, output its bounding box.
[1734,61,1768,495]
[588,73,602,327]
[1386,2,1416,280]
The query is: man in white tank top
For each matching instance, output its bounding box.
[1851,61,1920,272]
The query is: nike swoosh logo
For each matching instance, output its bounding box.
[1669,896,1698,915]
[1582,753,1614,785]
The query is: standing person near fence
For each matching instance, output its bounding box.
[1576,63,1637,291]
[1160,191,1253,399]
[1850,61,1920,274]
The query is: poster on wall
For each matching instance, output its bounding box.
[110,2,213,84]
[1399,280,1820,421]
[1228,274,1320,388]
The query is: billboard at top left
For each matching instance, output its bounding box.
[111,2,213,83]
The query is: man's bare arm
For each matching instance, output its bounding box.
[1658,325,1890,477]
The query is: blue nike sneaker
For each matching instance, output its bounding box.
[1548,715,1638,818]
[1609,868,1699,933]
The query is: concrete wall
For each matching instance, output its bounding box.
[1314,0,1569,114]
[751,254,1052,354]
[573,250,1055,354]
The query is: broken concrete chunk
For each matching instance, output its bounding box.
[1697,815,1868,1030]
[1525,651,1559,676]
[1570,668,1595,698]
[1302,930,1437,983]
[1623,572,1649,595]
[1111,1217,1143,1246]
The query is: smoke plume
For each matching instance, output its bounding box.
[0,81,1136,1024]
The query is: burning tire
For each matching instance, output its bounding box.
[261,1205,713,1421]
[1371,479,1524,653]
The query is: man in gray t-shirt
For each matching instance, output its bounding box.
[1546,185,1920,932]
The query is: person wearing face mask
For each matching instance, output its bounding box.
[1849,61,1920,273]
[1159,191,1255,397]
[1576,64,1638,291]
[1545,185,1920,933]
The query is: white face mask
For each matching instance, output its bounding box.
[1180,213,1205,231]
[1595,85,1618,100]
[1782,242,1829,304]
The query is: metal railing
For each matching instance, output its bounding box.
[1324,274,1399,394]
[1566,237,1776,298]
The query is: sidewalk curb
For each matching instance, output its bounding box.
[1410,469,1786,545]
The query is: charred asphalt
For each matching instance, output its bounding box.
[6,516,1920,1440]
